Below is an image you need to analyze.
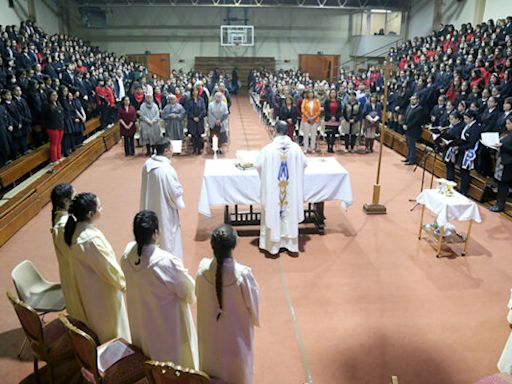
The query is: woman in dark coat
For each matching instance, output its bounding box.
[26,80,47,146]
[60,86,75,157]
[277,96,297,140]
[490,115,512,212]
[72,88,86,150]
[324,89,342,153]
[187,87,206,155]
[118,96,137,156]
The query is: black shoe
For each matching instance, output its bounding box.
[489,205,505,212]
[401,159,409,163]
[404,162,415,165]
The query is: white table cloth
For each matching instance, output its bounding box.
[416,189,482,226]
[198,157,353,217]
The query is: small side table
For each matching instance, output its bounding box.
[416,189,482,257]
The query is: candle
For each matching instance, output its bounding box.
[212,135,219,151]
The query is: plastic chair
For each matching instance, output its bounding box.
[7,292,76,384]
[11,260,65,358]
[60,315,147,384]
[144,361,211,384]
[11,260,65,313]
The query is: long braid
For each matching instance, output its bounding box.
[210,224,238,321]
[133,210,159,266]
[64,193,98,247]
[215,256,225,321]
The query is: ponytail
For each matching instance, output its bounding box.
[64,192,98,247]
[210,224,238,321]
[133,210,159,265]
[50,183,74,226]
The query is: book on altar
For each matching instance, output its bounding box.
[236,150,260,168]
[480,132,500,149]
[97,338,136,374]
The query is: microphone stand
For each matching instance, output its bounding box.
[410,147,434,211]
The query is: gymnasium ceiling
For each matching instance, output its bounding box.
[66,0,412,10]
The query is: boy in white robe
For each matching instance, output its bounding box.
[255,120,307,256]
[140,137,185,259]
[121,210,198,368]
[65,192,130,343]
[196,224,259,384]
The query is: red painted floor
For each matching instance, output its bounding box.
[1,96,512,383]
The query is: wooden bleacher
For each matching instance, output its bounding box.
[0,117,102,190]
[0,121,120,247]
[194,57,276,86]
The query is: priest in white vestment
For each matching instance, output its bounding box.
[67,193,130,343]
[140,137,185,259]
[498,289,512,373]
[50,184,86,322]
[121,210,198,367]
[255,120,307,255]
[196,224,260,384]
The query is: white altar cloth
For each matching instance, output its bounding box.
[198,157,353,217]
[416,189,482,226]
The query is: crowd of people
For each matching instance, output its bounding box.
[51,137,259,384]
[249,16,512,212]
[0,19,236,167]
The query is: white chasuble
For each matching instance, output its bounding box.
[70,222,130,343]
[196,258,260,384]
[121,242,198,368]
[140,155,185,259]
[255,135,307,254]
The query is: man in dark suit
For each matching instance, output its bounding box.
[402,95,425,165]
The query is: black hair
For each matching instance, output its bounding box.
[450,110,462,121]
[155,137,171,155]
[133,210,159,265]
[50,183,74,226]
[64,192,98,247]
[210,224,238,321]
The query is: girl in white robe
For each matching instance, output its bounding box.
[50,183,86,322]
[64,192,130,343]
[196,224,260,384]
[121,210,198,368]
[498,289,512,373]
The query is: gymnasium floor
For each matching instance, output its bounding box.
[1,96,512,384]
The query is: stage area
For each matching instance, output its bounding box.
[1,96,512,383]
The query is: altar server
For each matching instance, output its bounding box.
[64,192,130,343]
[50,183,86,321]
[121,210,198,367]
[255,120,307,256]
[140,137,185,259]
[196,224,260,384]
[498,289,512,374]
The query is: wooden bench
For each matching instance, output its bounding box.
[0,123,120,247]
[0,117,102,191]
[0,144,50,189]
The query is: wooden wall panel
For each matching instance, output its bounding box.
[299,54,340,82]
[194,57,276,86]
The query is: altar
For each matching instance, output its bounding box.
[198,157,353,234]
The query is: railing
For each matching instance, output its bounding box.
[339,36,403,69]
